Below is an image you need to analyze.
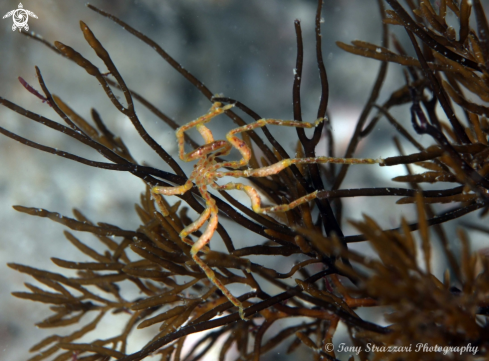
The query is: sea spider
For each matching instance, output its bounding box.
[151,102,383,319]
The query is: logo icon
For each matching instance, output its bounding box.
[3,3,38,32]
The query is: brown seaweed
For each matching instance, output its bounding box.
[2,1,489,360]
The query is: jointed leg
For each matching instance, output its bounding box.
[215,117,324,170]
[211,156,384,180]
[151,180,194,218]
[196,124,215,144]
[190,207,246,319]
[214,182,319,214]
[152,179,193,196]
[153,185,247,317]
[178,207,212,250]
[176,102,234,162]
[180,208,211,239]
[185,140,232,162]
[213,155,383,213]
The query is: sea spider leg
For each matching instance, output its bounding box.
[212,155,383,214]
[186,190,246,318]
[152,180,193,196]
[212,117,324,170]
[176,102,234,162]
[155,187,244,314]
[179,208,211,239]
[206,116,383,213]
[151,102,234,199]
[215,155,383,180]
[213,181,318,213]
[151,102,246,318]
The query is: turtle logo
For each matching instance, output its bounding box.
[3,3,38,32]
